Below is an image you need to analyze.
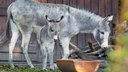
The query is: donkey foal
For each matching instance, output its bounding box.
[37,15,64,70]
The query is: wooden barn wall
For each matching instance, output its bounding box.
[0,0,118,64]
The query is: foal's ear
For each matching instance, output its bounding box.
[56,16,64,22]
[45,15,51,21]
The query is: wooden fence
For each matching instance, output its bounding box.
[0,0,118,66]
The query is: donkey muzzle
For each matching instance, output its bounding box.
[53,35,58,40]
[101,38,108,48]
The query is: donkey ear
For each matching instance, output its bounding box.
[60,16,64,21]
[45,15,51,21]
[104,15,113,21]
[107,15,113,21]
[57,16,64,22]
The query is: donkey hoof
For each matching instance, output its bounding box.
[62,58,68,60]
[42,68,48,70]
[27,65,34,68]
[10,64,15,68]
[49,66,55,70]
[30,66,34,68]
[54,63,58,69]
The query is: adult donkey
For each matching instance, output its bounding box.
[45,7,113,59]
[7,0,68,69]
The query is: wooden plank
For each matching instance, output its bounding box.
[0,45,38,61]
[37,0,47,3]
[77,33,86,49]
[63,0,70,5]
[0,0,7,6]
[0,8,7,16]
[0,0,14,16]
[0,45,37,53]
[91,0,99,14]
[105,0,112,16]
[47,0,55,3]
[99,0,106,16]
[7,0,14,5]
[77,0,84,8]
[110,0,118,37]
[70,0,77,7]
[0,52,37,61]
[55,0,63,4]
[0,0,14,8]
[111,0,119,23]
[84,0,91,11]
[77,0,84,7]
[0,16,7,33]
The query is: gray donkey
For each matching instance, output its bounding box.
[37,16,64,69]
[45,7,113,59]
[7,0,68,70]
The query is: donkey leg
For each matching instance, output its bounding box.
[60,37,71,59]
[9,19,19,68]
[21,33,34,68]
[9,31,19,68]
[47,41,55,70]
[40,44,47,70]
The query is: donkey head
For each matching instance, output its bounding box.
[94,15,113,48]
[45,15,64,40]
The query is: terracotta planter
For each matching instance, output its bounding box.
[56,59,101,72]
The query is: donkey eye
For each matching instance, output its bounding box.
[100,32,104,34]
[56,20,60,23]
[48,20,55,22]
[50,29,54,32]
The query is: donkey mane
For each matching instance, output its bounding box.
[16,0,33,1]
[69,7,104,26]
[71,7,103,19]
[16,0,32,2]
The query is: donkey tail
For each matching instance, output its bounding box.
[0,3,13,47]
[6,15,10,38]
[6,3,14,38]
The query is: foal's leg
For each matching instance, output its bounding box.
[21,32,34,68]
[46,40,55,70]
[60,37,71,59]
[9,19,19,68]
[40,44,47,69]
